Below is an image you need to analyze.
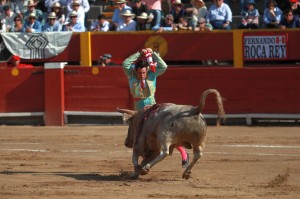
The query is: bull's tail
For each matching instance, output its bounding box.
[197,89,225,125]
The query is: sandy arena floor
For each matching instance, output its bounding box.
[0,125,299,199]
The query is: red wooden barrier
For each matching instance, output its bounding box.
[0,66,300,125]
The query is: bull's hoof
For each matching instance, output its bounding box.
[140,168,149,175]
[129,172,140,180]
[182,171,191,180]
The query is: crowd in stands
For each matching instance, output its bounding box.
[0,0,299,33]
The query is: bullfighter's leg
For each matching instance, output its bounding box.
[143,142,171,171]
[176,146,189,168]
[182,145,203,180]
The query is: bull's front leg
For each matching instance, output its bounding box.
[130,151,140,180]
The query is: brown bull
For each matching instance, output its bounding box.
[118,89,225,180]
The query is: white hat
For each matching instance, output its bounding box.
[137,12,148,20]
[48,12,56,19]
[172,0,183,5]
[51,2,61,8]
[122,10,135,18]
[27,0,37,7]
[116,0,127,4]
[72,0,80,6]
[69,10,78,17]
[29,12,36,18]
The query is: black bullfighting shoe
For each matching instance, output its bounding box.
[182,152,189,168]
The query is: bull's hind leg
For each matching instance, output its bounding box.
[143,142,171,171]
[182,145,203,180]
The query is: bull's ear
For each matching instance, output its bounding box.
[116,108,136,116]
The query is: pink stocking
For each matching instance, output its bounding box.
[176,146,187,161]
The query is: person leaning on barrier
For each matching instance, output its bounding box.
[153,14,177,33]
[279,8,300,29]
[262,0,282,28]
[136,12,150,30]
[7,55,34,68]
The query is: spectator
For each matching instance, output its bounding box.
[239,0,259,29]
[136,12,149,30]
[187,0,207,29]
[45,0,67,13]
[90,14,110,31]
[153,13,176,32]
[169,0,185,25]
[177,16,192,30]
[206,0,232,30]
[98,54,113,67]
[1,5,17,31]
[290,0,300,18]
[194,17,212,31]
[7,55,34,68]
[122,48,189,168]
[112,0,132,28]
[0,0,14,13]
[66,0,85,27]
[50,2,65,25]
[63,10,85,32]
[23,12,42,32]
[42,12,62,31]
[132,0,148,21]
[142,0,162,30]
[66,0,89,13]
[23,0,46,25]
[8,15,25,32]
[116,9,137,31]
[262,0,282,28]
[279,8,300,28]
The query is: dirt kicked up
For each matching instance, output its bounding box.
[0,125,299,199]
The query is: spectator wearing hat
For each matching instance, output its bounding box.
[262,0,282,28]
[279,8,300,29]
[66,0,89,13]
[63,10,85,32]
[239,0,259,29]
[132,0,148,21]
[0,5,17,31]
[7,55,34,68]
[98,54,113,67]
[90,14,110,31]
[45,0,67,13]
[116,9,137,31]
[23,12,42,32]
[136,12,149,30]
[42,12,62,31]
[206,0,232,30]
[23,0,46,25]
[112,0,132,28]
[142,0,162,30]
[8,15,25,32]
[169,0,185,25]
[66,0,85,26]
[50,2,66,24]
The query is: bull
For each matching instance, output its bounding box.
[117,89,225,180]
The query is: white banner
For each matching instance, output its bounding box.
[243,34,288,60]
[1,32,72,60]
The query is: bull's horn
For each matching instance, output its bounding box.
[116,108,136,115]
